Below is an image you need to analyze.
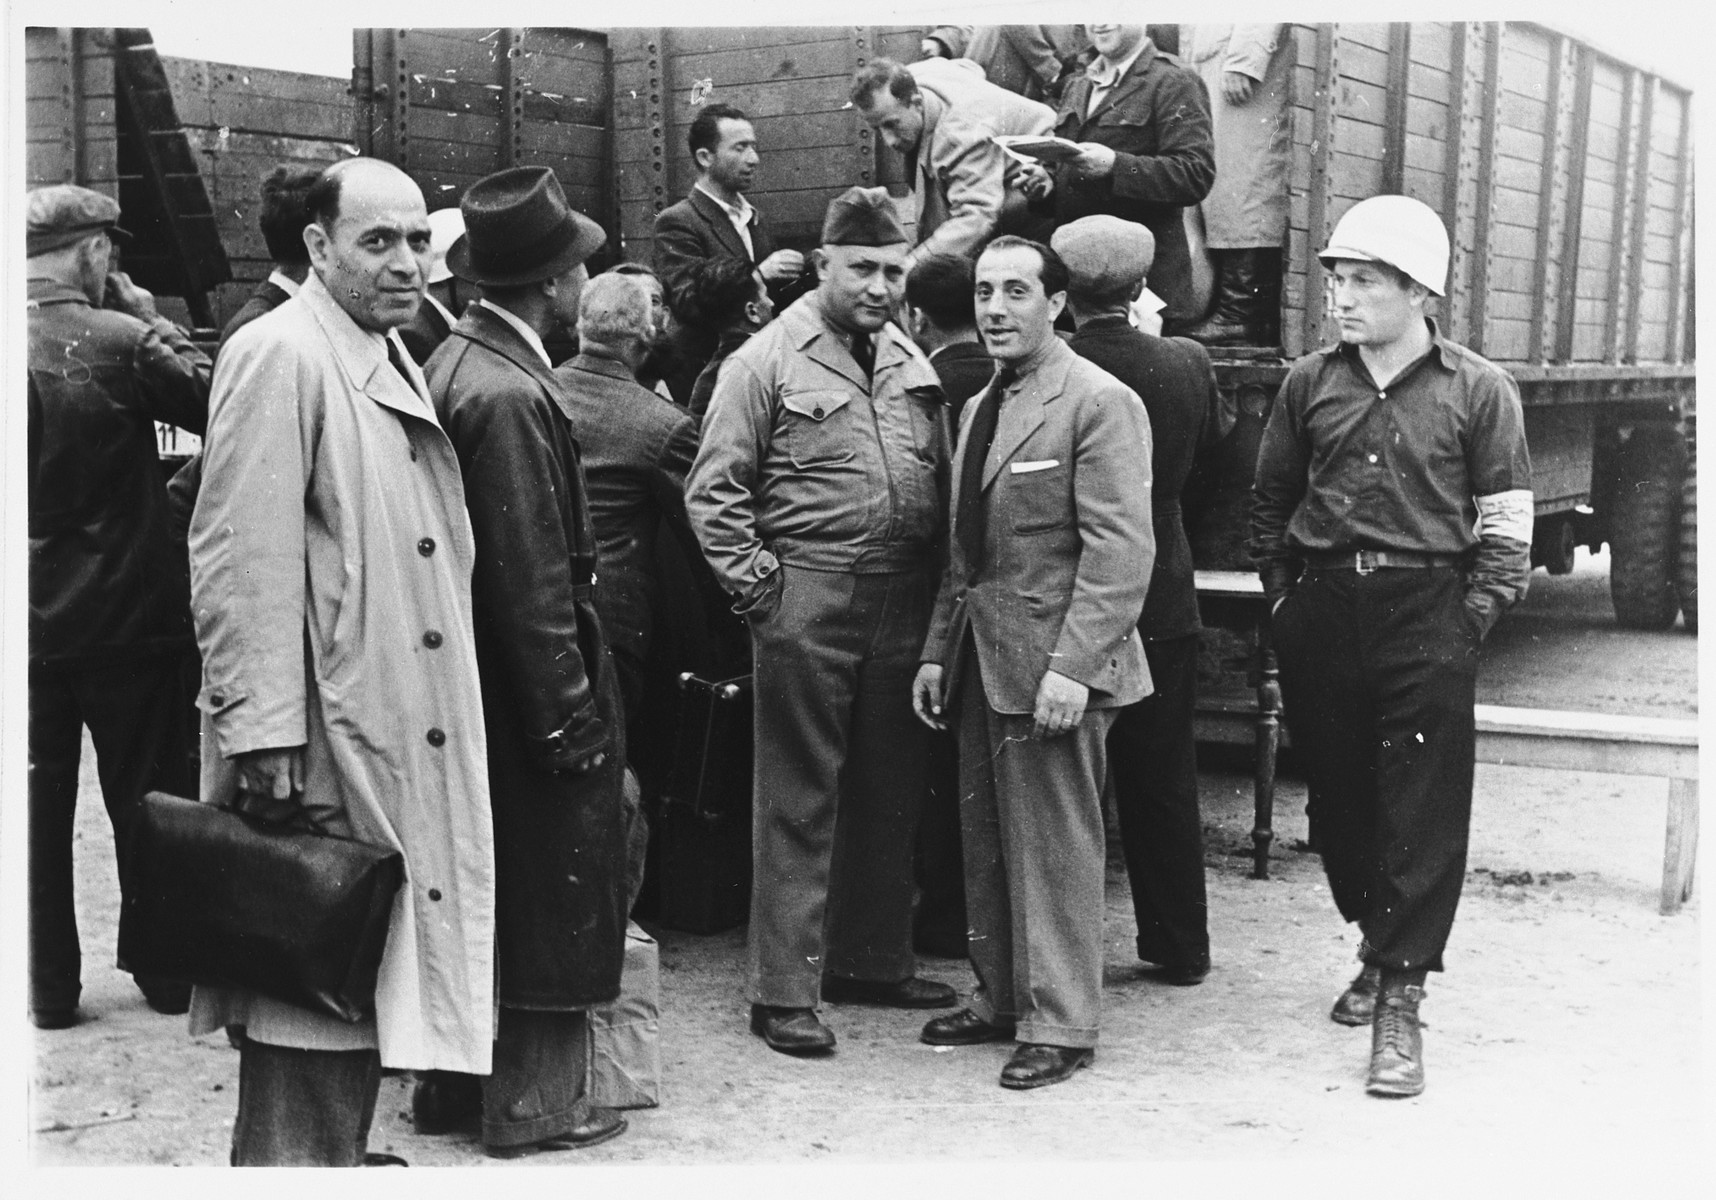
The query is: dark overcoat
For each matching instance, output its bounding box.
[426,304,627,1010]
[1068,317,1218,641]
[1051,43,1215,324]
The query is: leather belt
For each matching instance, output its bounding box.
[1303,550,1463,575]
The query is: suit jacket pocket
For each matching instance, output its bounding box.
[1007,464,1073,534]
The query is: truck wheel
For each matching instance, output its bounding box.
[1676,437,1697,632]
[1609,423,1686,630]
[1537,515,1578,576]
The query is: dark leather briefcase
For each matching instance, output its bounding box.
[117,791,404,1023]
[652,672,754,934]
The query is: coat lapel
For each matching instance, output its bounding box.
[981,344,1072,490]
[689,187,753,264]
[298,274,439,426]
[455,305,569,415]
[1082,42,1158,126]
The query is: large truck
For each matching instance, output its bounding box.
[27,23,1696,633]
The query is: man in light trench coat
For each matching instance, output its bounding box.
[188,157,497,1166]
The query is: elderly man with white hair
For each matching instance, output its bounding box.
[554,271,706,732]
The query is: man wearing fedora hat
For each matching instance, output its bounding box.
[687,186,958,1056]
[419,165,631,1155]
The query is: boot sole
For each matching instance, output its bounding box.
[1365,1077,1426,1098]
[1330,1005,1373,1027]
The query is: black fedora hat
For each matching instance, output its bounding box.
[446,166,606,287]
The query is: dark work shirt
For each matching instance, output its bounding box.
[1250,318,1532,613]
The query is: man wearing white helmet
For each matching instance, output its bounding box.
[399,206,469,365]
[1250,194,1532,1099]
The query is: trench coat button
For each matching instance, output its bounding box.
[418,537,436,556]
[426,727,446,747]
[209,692,225,707]
[422,629,443,649]
[427,888,442,901]
[812,405,825,418]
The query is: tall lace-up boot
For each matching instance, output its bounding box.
[1366,975,1428,1097]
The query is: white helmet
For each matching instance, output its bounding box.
[1319,195,1449,296]
[425,207,467,285]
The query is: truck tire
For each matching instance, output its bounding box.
[1609,423,1686,630]
[1536,514,1579,576]
[1676,437,1697,632]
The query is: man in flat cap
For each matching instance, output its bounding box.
[913,235,1154,1090]
[687,185,957,1055]
[190,157,497,1165]
[418,165,630,1155]
[25,183,210,1030]
[1056,214,1222,987]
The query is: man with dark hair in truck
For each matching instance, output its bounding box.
[1252,194,1533,1099]
[654,102,805,392]
[850,56,1054,269]
[1014,23,1215,335]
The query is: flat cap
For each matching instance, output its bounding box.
[27,184,127,256]
[1050,215,1155,297]
[821,186,909,247]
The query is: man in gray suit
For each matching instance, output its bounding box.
[912,236,1154,1090]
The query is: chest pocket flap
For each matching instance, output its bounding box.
[781,390,852,422]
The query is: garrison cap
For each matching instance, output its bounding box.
[27,184,128,256]
[1050,215,1155,297]
[821,186,909,247]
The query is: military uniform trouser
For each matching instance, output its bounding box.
[28,651,196,1014]
[747,563,935,1009]
[1271,565,1480,974]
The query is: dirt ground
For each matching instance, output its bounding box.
[25,549,1704,1179]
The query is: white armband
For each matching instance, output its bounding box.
[1474,489,1533,544]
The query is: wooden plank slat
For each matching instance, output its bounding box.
[1301,24,1340,354]
[1381,23,1411,192]
[1469,23,1504,356]
[1622,76,1656,362]
[1553,46,1594,361]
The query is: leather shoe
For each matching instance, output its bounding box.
[999,1043,1094,1090]
[411,1072,482,1135]
[1366,985,1427,1098]
[921,1008,1015,1046]
[749,1005,836,1055]
[821,974,957,1009]
[1137,956,1210,986]
[485,1106,628,1158]
[31,1008,80,1031]
[138,978,193,1015]
[362,1152,408,1166]
[1331,963,1382,1027]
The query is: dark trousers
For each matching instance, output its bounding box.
[414,1008,592,1149]
[747,564,933,1008]
[1271,566,1480,973]
[912,729,968,954]
[231,1040,382,1166]
[1107,634,1209,970]
[28,651,195,1014]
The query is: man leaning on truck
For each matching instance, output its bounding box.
[1250,194,1533,1099]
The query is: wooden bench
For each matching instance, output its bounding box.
[1473,705,1699,913]
[1193,570,1701,913]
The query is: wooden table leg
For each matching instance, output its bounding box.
[1661,775,1699,914]
[1252,618,1282,880]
